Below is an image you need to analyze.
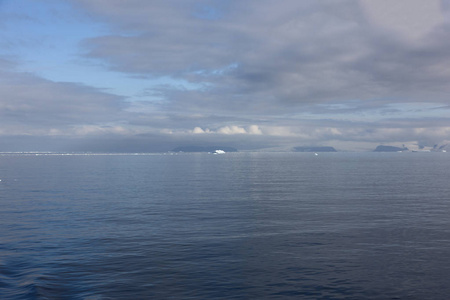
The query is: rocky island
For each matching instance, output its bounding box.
[373,145,408,152]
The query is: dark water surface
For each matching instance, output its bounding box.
[1,152,450,299]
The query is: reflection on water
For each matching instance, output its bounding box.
[1,152,450,299]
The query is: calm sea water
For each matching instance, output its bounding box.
[1,152,450,299]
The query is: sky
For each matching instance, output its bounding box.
[1,0,450,152]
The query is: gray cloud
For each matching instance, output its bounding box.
[78,0,450,114]
[0,59,127,135]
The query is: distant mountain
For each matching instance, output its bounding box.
[293,146,337,152]
[171,146,238,153]
[373,145,408,152]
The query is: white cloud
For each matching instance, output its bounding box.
[263,126,298,137]
[72,125,130,136]
[248,125,263,135]
[190,125,263,135]
[217,126,248,135]
[192,126,206,134]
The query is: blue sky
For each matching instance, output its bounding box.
[1,0,169,100]
[1,0,450,152]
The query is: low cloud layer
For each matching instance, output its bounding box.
[0,62,126,136]
[1,0,450,151]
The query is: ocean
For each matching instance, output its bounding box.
[1,152,450,299]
